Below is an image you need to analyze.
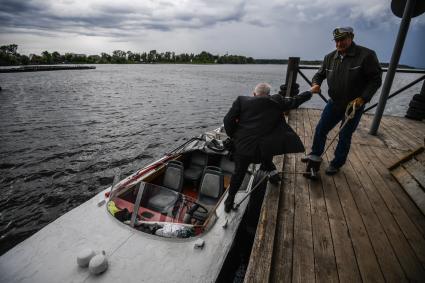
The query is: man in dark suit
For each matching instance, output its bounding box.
[223,83,312,212]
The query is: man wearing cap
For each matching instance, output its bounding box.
[223,83,312,212]
[304,27,382,175]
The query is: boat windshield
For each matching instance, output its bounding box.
[107,181,217,238]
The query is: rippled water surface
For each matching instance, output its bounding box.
[0,64,422,254]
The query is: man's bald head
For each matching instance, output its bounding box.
[253,83,271,97]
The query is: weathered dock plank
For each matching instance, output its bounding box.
[373,147,425,237]
[270,112,297,282]
[291,108,315,283]
[245,108,425,282]
[304,110,339,283]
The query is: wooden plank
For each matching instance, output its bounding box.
[360,114,404,150]
[341,146,408,282]
[403,158,425,188]
[291,108,315,283]
[310,112,386,282]
[388,115,425,141]
[351,145,425,280]
[388,147,424,170]
[391,166,425,216]
[381,117,421,150]
[386,116,425,145]
[380,117,415,151]
[372,147,425,237]
[271,154,295,282]
[304,109,342,283]
[270,110,297,282]
[416,151,425,167]
[360,145,425,269]
[244,174,281,283]
[308,109,362,283]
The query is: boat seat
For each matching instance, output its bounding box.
[184,151,208,183]
[162,160,184,193]
[193,166,224,221]
[146,160,184,213]
[219,155,235,176]
[197,166,224,205]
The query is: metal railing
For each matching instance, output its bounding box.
[283,57,425,134]
[296,65,425,113]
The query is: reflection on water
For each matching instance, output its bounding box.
[0,64,422,254]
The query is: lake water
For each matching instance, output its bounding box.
[0,64,423,255]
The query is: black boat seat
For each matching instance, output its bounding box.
[162,160,184,193]
[193,166,224,220]
[219,155,235,176]
[147,160,184,213]
[184,151,208,183]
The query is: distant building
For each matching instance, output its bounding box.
[74,53,86,58]
[87,55,100,60]
[66,53,87,58]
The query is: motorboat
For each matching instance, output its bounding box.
[0,127,266,283]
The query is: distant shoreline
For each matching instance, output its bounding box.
[0,61,414,69]
[0,44,415,69]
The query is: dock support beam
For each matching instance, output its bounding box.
[285,57,300,97]
[420,79,425,97]
[369,0,416,135]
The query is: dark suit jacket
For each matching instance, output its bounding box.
[223,91,312,159]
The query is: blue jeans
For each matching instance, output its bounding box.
[310,100,364,168]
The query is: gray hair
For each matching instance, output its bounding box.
[254,83,271,96]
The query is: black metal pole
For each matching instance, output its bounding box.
[369,0,416,135]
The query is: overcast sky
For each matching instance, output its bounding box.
[1,0,424,67]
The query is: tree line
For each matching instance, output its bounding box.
[0,44,256,66]
[2,44,407,68]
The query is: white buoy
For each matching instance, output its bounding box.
[89,252,108,275]
[77,248,96,267]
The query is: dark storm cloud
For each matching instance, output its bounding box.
[0,0,44,14]
[0,0,247,37]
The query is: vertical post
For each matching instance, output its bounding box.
[285,57,300,97]
[420,79,425,96]
[369,0,416,135]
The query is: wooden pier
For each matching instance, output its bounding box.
[0,65,96,73]
[244,108,425,282]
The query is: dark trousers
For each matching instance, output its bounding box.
[228,154,276,196]
[310,100,364,168]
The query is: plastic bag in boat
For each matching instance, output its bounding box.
[155,223,194,238]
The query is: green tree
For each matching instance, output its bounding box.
[19,55,30,65]
[112,50,126,63]
[52,51,61,64]
[0,44,18,55]
[100,52,111,63]
[41,51,52,64]
[148,50,157,63]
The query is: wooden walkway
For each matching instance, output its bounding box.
[244,108,425,283]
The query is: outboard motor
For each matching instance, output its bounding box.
[303,155,322,180]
